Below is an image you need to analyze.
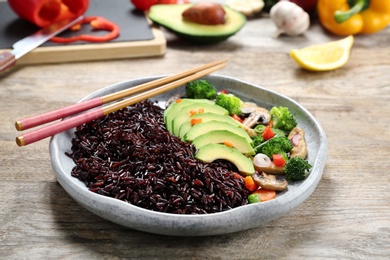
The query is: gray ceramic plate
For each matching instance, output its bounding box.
[50,75,327,236]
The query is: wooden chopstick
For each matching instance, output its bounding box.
[15,59,227,131]
[16,61,226,146]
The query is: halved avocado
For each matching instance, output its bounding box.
[184,120,251,143]
[195,144,255,175]
[179,112,241,140]
[171,103,228,136]
[192,130,255,156]
[164,98,214,133]
[148,4,246,44]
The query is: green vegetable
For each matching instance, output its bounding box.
[215,93,243,115]
[269,106,297,132]
[284,157,312,181]
[254,125,286,138]
[248,193,261,204]
[185,80,217,100]
[255,136,293,160]
[252,125,287,148]
[251,134,264,148]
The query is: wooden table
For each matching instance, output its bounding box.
[1,9,389,259]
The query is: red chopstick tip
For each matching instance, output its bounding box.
[15,121,23,131]
[16,136,25,147]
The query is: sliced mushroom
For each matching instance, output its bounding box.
[252,172,288,191]
[241,102,271,128]
[238,122,258,137]
[288,126,308,159]
[254,161,285,174]
[165,94,184,108]
[241,102,258,113]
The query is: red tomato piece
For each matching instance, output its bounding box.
[262,125,275,140]
[272,154,286,167]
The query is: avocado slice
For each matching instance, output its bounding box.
[192,130,255,156]
[148,4,246,44]
[164,98,214,133]
[179,112,241,140]
[184,120,251,143]
[195,144,255,175]
[171,103,228,136]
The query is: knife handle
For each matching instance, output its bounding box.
[0,52,16,73]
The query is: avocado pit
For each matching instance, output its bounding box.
[182,2,226,25]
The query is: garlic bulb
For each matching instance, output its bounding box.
[270,1,310,38]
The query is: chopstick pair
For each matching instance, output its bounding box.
[15,59,227,147]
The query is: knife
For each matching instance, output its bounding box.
[0,16,84,73]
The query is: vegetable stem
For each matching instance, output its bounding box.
[334,0,366,24]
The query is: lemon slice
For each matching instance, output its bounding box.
[290,36,354,71]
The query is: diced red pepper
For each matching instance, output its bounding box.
[273,154,286,167]
[8,0,89,28]
[190,109,198,116]
[190,118,202,125]
[231,114,243,123]
[190,108,205,116]
[244,176,259,192]
[175,99,183,103]
[224,140,234,148]
[232,172,243,179]
[262,125,275,140]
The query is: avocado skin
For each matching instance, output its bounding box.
[195,144,255,175]
[148,4,246,44]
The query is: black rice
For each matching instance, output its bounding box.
[66,100,250,214]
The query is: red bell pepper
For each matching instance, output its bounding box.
[131,0,189,11]
[7,0,89,28]
[231,114,243,123]
[50,16,120,43]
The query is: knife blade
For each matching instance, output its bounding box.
[0,16,84,73]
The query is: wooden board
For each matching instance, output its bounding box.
[0,0,166,65]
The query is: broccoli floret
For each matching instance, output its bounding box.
[251,135,264,147]
[215,93,243,115]
[284,157,312,181]
[185,80,217,100]
[252,125,286,148]
[255,136,293,160]
[270,106,297,132]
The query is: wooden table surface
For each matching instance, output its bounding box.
[1,6,390,259]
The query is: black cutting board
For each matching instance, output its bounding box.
[0,0,166,64]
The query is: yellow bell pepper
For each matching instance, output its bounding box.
[318,0,390,35]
